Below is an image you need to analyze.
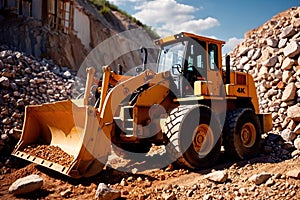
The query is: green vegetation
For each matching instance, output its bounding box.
[89,0,113,14]
[88,0,159,39]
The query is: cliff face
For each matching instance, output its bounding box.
[229,7,300,149]
[0,0,157,71]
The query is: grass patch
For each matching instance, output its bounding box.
[88,0,159,39]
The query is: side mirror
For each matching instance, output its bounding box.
[136,67,143,73]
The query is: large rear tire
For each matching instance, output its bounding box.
[165,105,222,169]
[223,108,261,159]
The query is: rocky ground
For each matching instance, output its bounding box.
[0,149,299,200]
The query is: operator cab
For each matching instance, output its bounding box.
[156,32,224,98]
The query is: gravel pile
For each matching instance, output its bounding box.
[229,7,300,157]
[0,44,76,154]
[23,145,74,167]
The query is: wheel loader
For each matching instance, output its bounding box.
[11,32,272,178]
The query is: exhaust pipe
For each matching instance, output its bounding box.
[118,64,123,75]
[225,54,230,84]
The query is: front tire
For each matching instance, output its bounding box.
[165,105,222,169]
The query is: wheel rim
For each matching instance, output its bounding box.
[192,124,214,158]
[240,122,256,148]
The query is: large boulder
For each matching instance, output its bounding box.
[281,57,295,70]
[266,38,278,48]
[281,129,296,142]
[280,25,296,39]
[284,41,300,58]
[286,169,300,179]
[9,174,43,195]
[294,137,300,150]
[287,104,300,122]
[0,76,10,88]
[281,83,297,102]
[249,172,272,185]
[95,183,121,200]
[262,56,278,67]
[204,170,228,183]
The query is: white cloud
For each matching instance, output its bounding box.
[156,17,220,36]
[134,0,196,24]
[132,0,219,36]
[223,37,243,54]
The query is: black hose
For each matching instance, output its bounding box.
[141,47,148,71]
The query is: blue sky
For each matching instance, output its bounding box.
[109,0,299,53]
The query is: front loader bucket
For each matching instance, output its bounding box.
[12,100,111,178]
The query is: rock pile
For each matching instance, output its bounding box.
[229,7,300,155]
[0,44,76,154]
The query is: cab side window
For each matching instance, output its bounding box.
[186,41,207,77]
[208,44,219,71]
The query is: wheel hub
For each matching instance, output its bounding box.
[241,122,256,148]
[192,124,214,158]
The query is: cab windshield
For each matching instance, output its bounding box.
[157,41,188,73]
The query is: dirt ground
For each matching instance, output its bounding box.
[0,147,299,200]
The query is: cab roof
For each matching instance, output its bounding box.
[155,32,225,46]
